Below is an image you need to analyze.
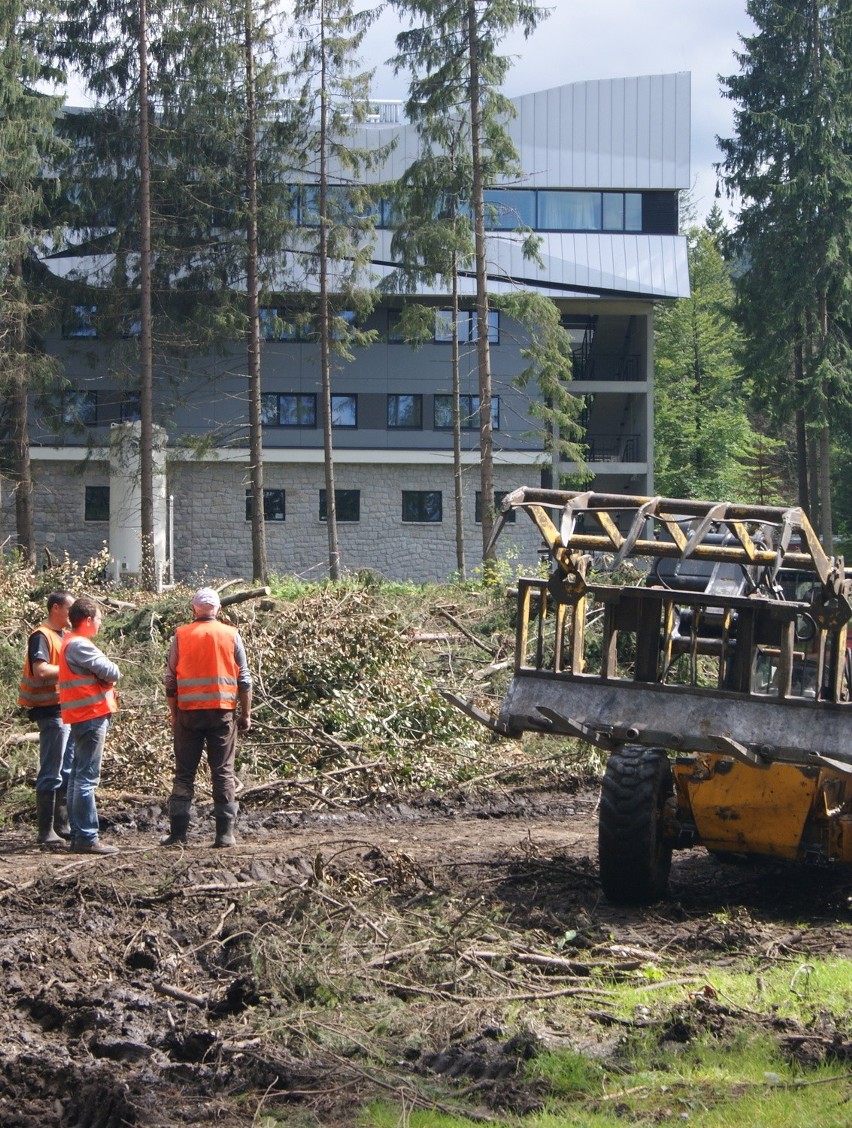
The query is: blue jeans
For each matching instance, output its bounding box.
[35,716,75,794]
[68,715,111,845]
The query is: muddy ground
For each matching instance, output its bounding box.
[2,785,852,1127]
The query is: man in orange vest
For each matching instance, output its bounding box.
[19,591,75,847]
[58,596,121,855]
[161,587,252,848]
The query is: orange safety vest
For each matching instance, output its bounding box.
[19,624,64,710]
[175,619,240,711]
[58,635,118,724]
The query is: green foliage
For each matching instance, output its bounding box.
[655,225,764,501]
[717,0,852,532]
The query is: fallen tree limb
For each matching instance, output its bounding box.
[153,981,208,1008]
[221,586,271,607]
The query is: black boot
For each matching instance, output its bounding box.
[54,788,71,839]
[159,797,191,846]
[213,802,239,848]
[36,791,65,848]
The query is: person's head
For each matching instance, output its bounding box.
[46,591,74,630]
[69,596,103,637]
[191,587,221,619]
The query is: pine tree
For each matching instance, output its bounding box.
[0,0,67,563]
[289,0,388,580]
[390,0,547,565]
[654,226,761,502]
[717,0,852,545]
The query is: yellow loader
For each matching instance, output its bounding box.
[447,489,852,905]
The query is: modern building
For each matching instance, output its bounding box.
[17,72,690,584]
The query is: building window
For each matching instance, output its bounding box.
[387,394,422,429]
[63,390,98,426]
[434,394,500,431]
[262,393,317,427]
[62,305,98,338]
[120,394,141,423]
[387,309,405,343]
[84,485,109,521]
[434,309,499,344]
[475,491,516,524]
[331,394,357,427]
[483,188,537,229]
[402,490,442,523]
[245,488,286,522]
[319,489,360,522]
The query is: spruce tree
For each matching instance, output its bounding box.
[0,0,67,563]
[654,226,761,502]
[390,0,547,565]
[717,0,852,545]
[289,0,389,580]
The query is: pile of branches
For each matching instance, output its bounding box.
[3,564,557,809]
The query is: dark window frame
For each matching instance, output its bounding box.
[262,392,317,427]
[245,488,286,522]
[63,390,98,426]
[319,488,361,522]
[331,393,358,428]
[434,394,500,431]
[84,485,109,522]
[402,490,442,523]
[475,491,516,525]
[387,393,423,430]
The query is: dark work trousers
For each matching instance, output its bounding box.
[171,708,237,805]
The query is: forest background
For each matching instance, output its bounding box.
[2,0,852,575]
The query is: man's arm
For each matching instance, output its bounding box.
[65,638,120,684]
[234,632,252,731]
[164,636,178,728]
[29,631,58,685]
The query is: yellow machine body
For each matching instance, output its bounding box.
[673,756,852,863]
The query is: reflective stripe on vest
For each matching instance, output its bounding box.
[175,620,239,711]
[58,637,117,724]
[19,624,64,710]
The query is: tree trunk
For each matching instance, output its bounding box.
[9,255,34,564]
[467,0,495,568]
[138,0,156,589]
[793,344,809,511]
[245,2,268,584]
[451,251,465,578]
[319,16,340,580]
[818,424,832,551]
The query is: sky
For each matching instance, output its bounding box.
[360,0,756,224]
[60,1,755,224]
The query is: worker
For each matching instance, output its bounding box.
[161,587,252,848]
[19,591,75,847]
[58,596,121,855]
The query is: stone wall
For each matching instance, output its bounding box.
[168,459,544,583]
[10,456,545,584]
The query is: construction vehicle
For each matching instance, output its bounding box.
[446,488,852,905]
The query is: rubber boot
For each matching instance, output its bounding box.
[54,788,71,839]
[213,802,239,848]
[36,791,65,848]
[159,797,191,847]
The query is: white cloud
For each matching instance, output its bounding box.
[363,0,755,222]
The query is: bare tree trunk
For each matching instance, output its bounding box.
[807,431,819,525]
[467,0,495,568]
[450,252,465,578]
[138,0,156,589]
[818,424,832,551]
[793,345,809,511]
[245,1,268,584]
[9,255,34,564]
[318,15,340,580]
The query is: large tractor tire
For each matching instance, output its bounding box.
[598,745,674,906]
